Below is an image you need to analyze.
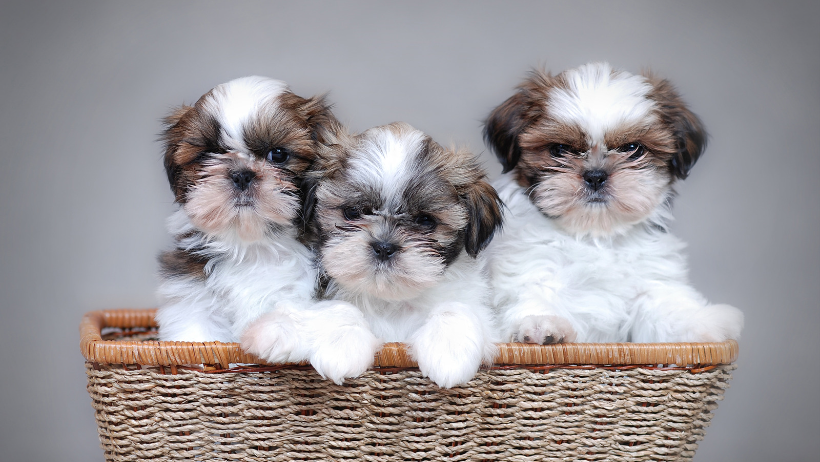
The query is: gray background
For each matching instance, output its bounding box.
[1,1,817,460]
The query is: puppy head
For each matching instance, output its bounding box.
[484,62,706,236]
[311,122,502,300]
[161,76,339,243]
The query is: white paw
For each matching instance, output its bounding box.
[411,311,497,388]
[414,342,485,389]
[240,311,301,363]
[689,304,744,342]
[156,304,234,342]
[513,315,577,344]
[310,325,381,385]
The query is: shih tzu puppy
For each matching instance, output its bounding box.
[483,62,743,344]
[156,76,339,342]
[243,122,504,387]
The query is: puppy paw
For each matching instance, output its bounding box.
[690,304,744,342]
[412,311,496,388]
[310,325,381,385]
[414,343,487,389]
[513,315,577,344]
[240,311,301,363]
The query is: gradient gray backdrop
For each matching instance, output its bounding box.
[1,1,817,460]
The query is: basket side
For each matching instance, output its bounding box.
[85,361,737,462]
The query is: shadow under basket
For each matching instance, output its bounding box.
[81,309,738,462]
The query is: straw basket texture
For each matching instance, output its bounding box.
[81,309,738,461]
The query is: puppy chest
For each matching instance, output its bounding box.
[361,302,430,342]
[207,252,314,303]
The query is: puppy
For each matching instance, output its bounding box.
[244,122,504,387]
[483,62,743,344]
[156,76,339,342]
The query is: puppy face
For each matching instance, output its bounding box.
[484,62,706,236]
[162,76,338,242]
[311,123,502,300]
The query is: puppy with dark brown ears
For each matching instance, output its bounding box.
[244,122,504,387]
[156,76,340,343]
[482,62,743,345]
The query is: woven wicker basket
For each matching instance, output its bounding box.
[81,309,738,461]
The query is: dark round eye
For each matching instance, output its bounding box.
[266,147,290,164]
[549,144,572,158]
[414,214,437,229]
[342,207,361,221]
[618,142,645,160]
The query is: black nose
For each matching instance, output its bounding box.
[371,241,398,261]
[230,170,256,191]
[583,169,608,191]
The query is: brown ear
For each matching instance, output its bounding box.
[160,105,194,198]
[444,145,504,257]
[647,77,708,179]
[295,94,345,147]
[484,91,531,173]
[484,70,553,173]
[461,179,504,257]
[162,105,192,130]
[300,133,353,241]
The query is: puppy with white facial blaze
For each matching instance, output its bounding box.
[483,62,743,344]
[156,76,339,343]
[306,123,503,387]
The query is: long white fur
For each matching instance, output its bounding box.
[548,62,657,142]
[486,158,742,343]
[205,76,288,148]
[347,126,427,204]
[252,254,498,388]
[156,209,317,342]
[324,252,498,388]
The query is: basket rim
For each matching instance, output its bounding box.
[80,308,739,367]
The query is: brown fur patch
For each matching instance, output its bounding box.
[484,69,556,173]
[428,143,503,257]
[643,74,707,179]
[158,248,208,280]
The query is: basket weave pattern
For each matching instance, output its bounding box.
[82,310,737,461]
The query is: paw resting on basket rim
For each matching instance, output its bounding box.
[411,308,497,388]
[240,311,305,363]
[310,325,381,385]
[513,314,577,344]
[306,300,382,384]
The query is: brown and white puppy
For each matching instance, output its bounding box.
[244,122,504,387]
[483,62,743,344]
[156,76,339,342]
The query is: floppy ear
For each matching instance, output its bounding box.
[296,94,345,147]
[461,179,504,257]
[160,105,194,198]
[668,104,707,179]
[649,78,708,179]
[299,140,351,243]
[483,91,531,173]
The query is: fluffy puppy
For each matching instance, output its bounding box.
[483,62,743,344]
[156,76,339,342]
[244,122,504,387]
